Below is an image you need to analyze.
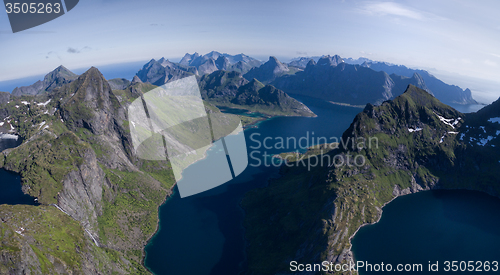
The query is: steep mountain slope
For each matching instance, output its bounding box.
[12,66,78,96]
[242,85,500,274]
[362,61,477,104]
[273,56,429,106]
[198,70,315,117]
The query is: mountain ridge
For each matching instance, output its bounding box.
[242,85,500,274]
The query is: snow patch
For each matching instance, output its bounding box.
[21,101,29,105]
[408,127,422,133]
[480,126,486,133]
[38,121,46,130]
[448,131,459,134]
[435,113,460,129]
[440,136,445,143]
[37,99,51,106]
[15,105,19,108]
[460,133,465,141]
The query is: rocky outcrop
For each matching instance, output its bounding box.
[57,147,104,243]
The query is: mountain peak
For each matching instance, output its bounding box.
[131,75,143,84]
[317,55,344,66]
[59,66,120,135]
[268,56,280,64]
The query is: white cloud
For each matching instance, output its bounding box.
[484,60,498,67]
[359,2,444,21]
[489,53,500,59]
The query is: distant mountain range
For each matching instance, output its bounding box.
[180,51,262,75]
[8,52,478,107]
[273,55,476,105]
[272,55,431,105]
[360,61,477,104]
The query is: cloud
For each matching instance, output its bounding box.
[489,53,500,59]
[296,51,308,55]
[484,60,498,67]
[46,51,61,60]
[67,46,91,54]
[359,2,440,21]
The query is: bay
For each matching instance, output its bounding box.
[352,190,500,274]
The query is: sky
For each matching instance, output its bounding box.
[1,0,499,102]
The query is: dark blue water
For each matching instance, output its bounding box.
[0,138,38,205]
[144,95,361,275]
[352,190,500,274]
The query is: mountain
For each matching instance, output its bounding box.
[343,56,373,65]
[12,65,78,96]
[288,56,321,68]
[362,61,477,104]
[273,56,429,105]
[0,67,174,273]
[180,51,262,75]
[242,85,500,274]
[198,70,315,117]
[136,58,194,86]
[243,56,301,84]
